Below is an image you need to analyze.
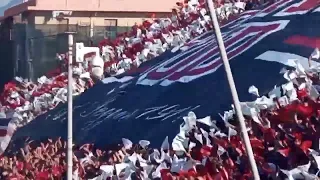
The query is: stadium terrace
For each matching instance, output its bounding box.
[0,0,320,179]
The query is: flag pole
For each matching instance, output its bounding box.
[66,32,74,180]
[206,0,260,179]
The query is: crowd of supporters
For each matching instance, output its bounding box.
[0,0,262,128]
[2,61,320,179]
[0,0,311,179]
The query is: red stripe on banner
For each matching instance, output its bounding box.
[285,0,319,13]
[284,35,320,48]
[0,129,7,137]
[126,66,150,74]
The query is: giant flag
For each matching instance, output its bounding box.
[10,0,320,148]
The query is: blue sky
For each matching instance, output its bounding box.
[0,0,23,16]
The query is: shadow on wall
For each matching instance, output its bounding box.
[27,32,67,79]
[0,21,82,91]
[0,17,14,92]
[10,23,66,82]
[0,40,14,92]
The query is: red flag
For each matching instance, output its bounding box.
[300,140,312,154]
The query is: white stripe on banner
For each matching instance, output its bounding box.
[314,7,320,12]
[255,50,320,69]
[0,122,16,154]
[102,76,134,84]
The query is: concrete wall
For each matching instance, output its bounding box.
[29,10,170,39]
[28,0,175,13]
[32,11,169,26]
[1,0,176,20]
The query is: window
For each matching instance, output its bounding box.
[104,19,117,39]
[57,19,69,33]
[76,23,90,43]
[117,26,130,34]
[77,24,89,36]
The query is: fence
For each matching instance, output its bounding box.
[10,23,130,81]
[28,34,68,79]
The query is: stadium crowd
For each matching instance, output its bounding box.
[0,0,312,179]
[2,60,320,180]
[0,0,258,127]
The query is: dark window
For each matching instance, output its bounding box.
[57,19,69,33]
[104,19,117,39]
[76,23,90,44]
[77,24,89,36]
[117,26,130,34]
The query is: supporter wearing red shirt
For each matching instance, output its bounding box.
[36,170,49,180]
[272,102,298,124]
[52,165,63,178]
[296,101,314,119]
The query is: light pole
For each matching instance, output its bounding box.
[66,31,75,180]
[205,0,260,179]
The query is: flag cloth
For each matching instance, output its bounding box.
[0,117,16,154]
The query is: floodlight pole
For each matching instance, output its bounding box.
[206,0,260,179]
[66,32,74,180]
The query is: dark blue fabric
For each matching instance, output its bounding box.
[0,118,11,127]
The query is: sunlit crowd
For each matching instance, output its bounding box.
[2,60,320,179]
[0,0,304,179]
[0,0,259,128]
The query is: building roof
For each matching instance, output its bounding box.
[1,0,175,21]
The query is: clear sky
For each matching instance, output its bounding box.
[0,0,11,7]
[0,0,22,16]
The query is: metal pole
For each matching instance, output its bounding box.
[67,32,74,180]
[206,0,260,179]
[25,25,32,81]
